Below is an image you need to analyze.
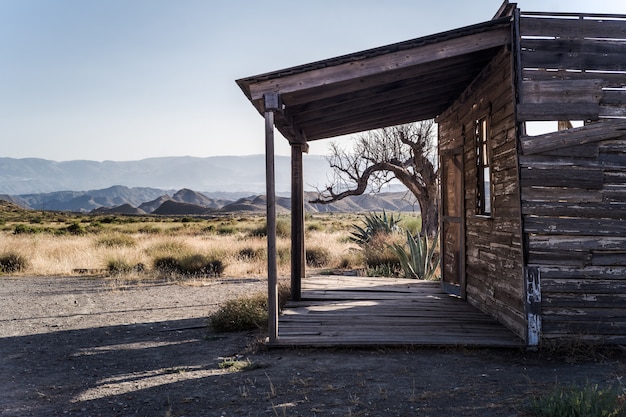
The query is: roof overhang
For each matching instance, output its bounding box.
[237,17,512,143]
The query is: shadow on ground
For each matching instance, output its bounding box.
[1,317,255,416]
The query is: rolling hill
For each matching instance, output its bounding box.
[0,186,419,215]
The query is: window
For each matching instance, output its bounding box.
[524,120,584,136]
[475,117,491,216]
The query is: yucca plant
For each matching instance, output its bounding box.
[350,210,401,246]
[390,229,440,280]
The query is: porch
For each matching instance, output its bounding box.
[272,276,524,347]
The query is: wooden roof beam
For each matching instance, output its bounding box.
[279,50,498,107]
[291,78,472,125]
[248,29,511,101]
[302,101,450,140]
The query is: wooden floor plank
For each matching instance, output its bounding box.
[274,276,524,348]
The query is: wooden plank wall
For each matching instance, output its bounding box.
[438,48,526,341]
[518,13,626,122]
[520,120,626,344]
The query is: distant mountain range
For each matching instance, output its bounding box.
[0,155,419,215]
[1,185,419,215]
[0,155,334,195]
[0,155,418,214]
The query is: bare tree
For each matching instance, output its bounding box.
[311,120,439,236]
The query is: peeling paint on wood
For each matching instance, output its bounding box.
[525,267,542,346]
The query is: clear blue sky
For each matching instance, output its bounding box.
[2,0,625,161]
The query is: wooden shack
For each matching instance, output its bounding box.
[236,1,626,347]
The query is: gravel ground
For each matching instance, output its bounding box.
[1,275,623,416]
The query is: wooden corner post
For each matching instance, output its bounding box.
[291,141,307,301]
[264,93,279,344]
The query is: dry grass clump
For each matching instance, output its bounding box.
[153,253,224,278]
[144,238,192,258]
[526,382,626,417]
[0,252,28,273]
[106,257,145,275]
[146,237,226,278]
[96,233,137,248]
[250,218,290,238]
[209,285,291,332]
[305,246,331,268]
[362,232,403,271]
[237,246,266,261]
[306,230,362,270]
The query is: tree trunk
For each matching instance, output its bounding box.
[418,184,439,237]
[390,166,438,237]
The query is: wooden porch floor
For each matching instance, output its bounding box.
[273,276,524,347]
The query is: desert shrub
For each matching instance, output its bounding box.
[65,222,86,235]
[153,254,224,277]
[217,225,237,235]
[138,225,160,234]
[338,256,353,269]
[0,252,28,273]
[153,256,179,274]
[390,229,440,280]
[337,249,363,270]
[13,224,39,234]
[238,246,266,261]
[305,246,331,268]
[348,212,403,276]
[96,233,137,248]
[250,218,290,238]
[178,254,224,276]
[362,231,402,270]
[250,224,266,237]
[277,246,291,266]
[276,218,290,238]
[106,258,142,275]
[350,211,401,246]
[526,382,626,417]
[209,292,268,332]
[209,285,291,332]
[306,222,322,232]
[86,221,104,233]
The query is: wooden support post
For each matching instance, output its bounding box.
[290,142,306,301]
[264,93,279,344]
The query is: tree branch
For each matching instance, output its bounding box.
[309,120,439,235]
[310,164,381,204]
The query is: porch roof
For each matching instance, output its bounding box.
[236,17,512,143]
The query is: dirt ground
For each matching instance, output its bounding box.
[1,276,623,417]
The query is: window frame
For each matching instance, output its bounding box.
[475,116,493,217]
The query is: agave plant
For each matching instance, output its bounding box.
[390,229,440,280]
[349,210,402,246]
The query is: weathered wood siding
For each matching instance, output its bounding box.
[518,13,626,122]
[438,49,526,341]
[520,120,626,344]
